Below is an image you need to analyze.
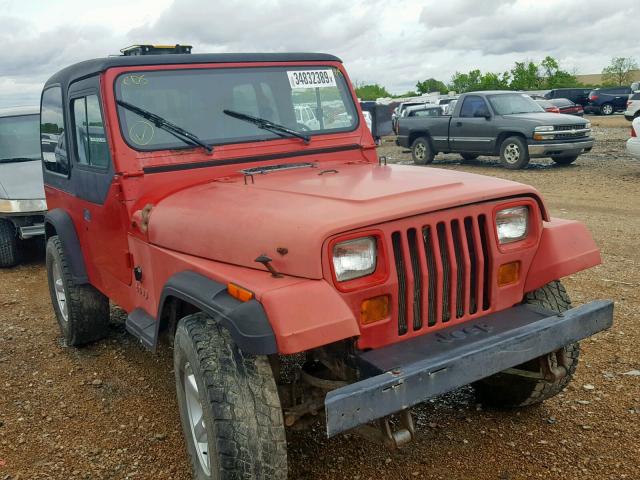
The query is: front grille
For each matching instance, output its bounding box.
[555,132,587,139]
[392,214,492,336]
[555,124,586,131]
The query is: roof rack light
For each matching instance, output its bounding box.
[120,44,192,56]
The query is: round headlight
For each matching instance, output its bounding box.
[332,237,377,282]
[496,206,529,244]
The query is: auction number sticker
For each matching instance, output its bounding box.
[287,69,336,89]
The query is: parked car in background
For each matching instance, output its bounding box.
[396,91,593,169]
[402,104,442,118]
[435,96,458,113]
[535,99,561,113]
[392,101,428,133]
[627,117,640,159]
[586,87,632,115]
[624,91,640,120]
[548,98,584,116]
[294,104,320,130]
[0,106,47,267]
[544,88,591,107]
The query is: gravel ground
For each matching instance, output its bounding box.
[1,116,639,479]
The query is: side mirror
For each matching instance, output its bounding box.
[474,110,491,119]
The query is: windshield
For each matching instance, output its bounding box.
[487,94,544,115]
[115,66,358,150]
[0,114,41,162]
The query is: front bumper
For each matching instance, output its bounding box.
[325,300,613,437]
[627,137,640,159]
[528,139,594,157]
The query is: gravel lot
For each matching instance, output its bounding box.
[1,116,638,480]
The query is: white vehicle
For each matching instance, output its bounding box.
[627,117,640,159]
[294,105,320,130]
[624,92,640,121]
[362,110,372,131]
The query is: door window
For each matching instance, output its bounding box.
[460,96,488,117]
[72,95,110,169]
[41,86,68,176]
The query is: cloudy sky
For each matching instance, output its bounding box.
[0,0,638,108]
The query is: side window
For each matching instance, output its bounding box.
[72,94,110,169]
[459,96,488,118]
[41,86,68,175]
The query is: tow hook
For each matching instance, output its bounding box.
[354,409,416,450]
[540,349,569,383]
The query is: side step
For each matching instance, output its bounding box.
[126,308,157,350]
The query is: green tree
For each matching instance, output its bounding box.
[509,61,541,90]
[416,78,448,94]
[354,83,391,101]
[540,56,579,88]
[477,71,511,90]
[449,69,482,93]
[602,57,639,86]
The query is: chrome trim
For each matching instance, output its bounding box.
[19,223,45,239]
[528,139,594,156]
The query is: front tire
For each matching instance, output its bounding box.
[46,236,109,346]
[474,281,580,408]
[600,103,614,115]
[174,312,287,480]
[411,136,435,165]
[552,155,579,165]
[499,136,530,169]
[0,219,20,268]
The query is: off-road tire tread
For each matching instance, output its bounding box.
[474,280,580,408]
[46,236,109,346]
[0,219,20,267]
[176,312,287,479]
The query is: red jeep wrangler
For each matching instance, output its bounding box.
[41,47,613,479]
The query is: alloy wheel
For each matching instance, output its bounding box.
[52,259,68,323]
[504,143,521,164]
[414,143,426,160]
[183,362,210,475]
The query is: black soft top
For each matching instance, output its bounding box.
[44,52,342,90]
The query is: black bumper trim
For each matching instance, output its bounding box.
[325,300,613,437]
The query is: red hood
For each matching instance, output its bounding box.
[147,162,543,279]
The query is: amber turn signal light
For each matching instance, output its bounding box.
[360,295,390,325]
[498,261,520,286]
[227,283,254,302]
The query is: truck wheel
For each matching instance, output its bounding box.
[411,137,435,165]
[552,155,579,166]
[474,281,579,408]
[46,236,109,346]
[174,312,287,480]
[600,103,614,115]
[0,219,20,268]
[499,136,530,169]
[460,153,479,161]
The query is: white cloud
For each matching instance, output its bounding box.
[0,0,638,107]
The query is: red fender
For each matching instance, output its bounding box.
[524,218,601,293]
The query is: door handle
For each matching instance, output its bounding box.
[455,121,463,127]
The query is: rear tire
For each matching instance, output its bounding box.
[411,136,435,165]
[552,155,579,165]
[174,312,287,480]
[0,219,20,268]
[474,281,580,408]
[460,153,479,161]
[499,136,530,169]
[46,235,109,346]
[600,103,614,116]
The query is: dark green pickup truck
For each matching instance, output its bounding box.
[396,91,594,169]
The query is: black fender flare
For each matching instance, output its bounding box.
[44,209,88,284]
[157,271,278,355]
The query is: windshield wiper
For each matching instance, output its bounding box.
[116,100,213,153]
[0,157,40,164]
[223,109,310,144]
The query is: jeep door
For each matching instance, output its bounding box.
[66,77,131,287]
[449,95,495,153]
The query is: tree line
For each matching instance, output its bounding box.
[355,56,638,101]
